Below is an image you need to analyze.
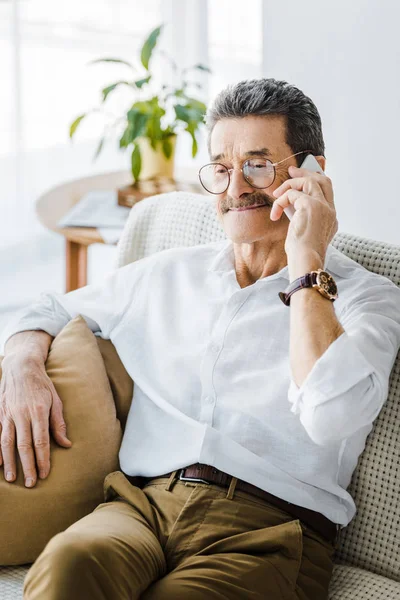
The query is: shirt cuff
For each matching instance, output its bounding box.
[288,331,375,415]
[1,317,66,354]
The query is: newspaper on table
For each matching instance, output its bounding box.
[97,227,124,244]
[57,190,131,229]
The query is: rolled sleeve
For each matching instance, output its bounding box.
[1,257,148,352]
[288,332,375,413]
[288,278,400,446]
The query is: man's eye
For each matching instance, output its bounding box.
[246,161,267,170]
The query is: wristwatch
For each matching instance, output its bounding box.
[279,269,338,306]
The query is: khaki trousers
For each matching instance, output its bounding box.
[23,470,336,600]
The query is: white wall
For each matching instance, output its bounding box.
[262,0,399,246]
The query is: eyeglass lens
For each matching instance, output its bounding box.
[199,159,275,194]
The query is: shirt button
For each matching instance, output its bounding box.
[210,343,220,353]
[204,396,215,405]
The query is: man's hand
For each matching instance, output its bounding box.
[0,356,72,487]
[269,165,338,263]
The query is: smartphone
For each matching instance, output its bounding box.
[283,154,324,221]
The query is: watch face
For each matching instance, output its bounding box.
[316,270,338,297]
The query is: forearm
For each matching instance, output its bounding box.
[3,330,54,366]
[288,251,345,388]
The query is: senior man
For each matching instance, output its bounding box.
[1,78,400,600]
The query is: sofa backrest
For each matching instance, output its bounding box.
[116,191,400,581]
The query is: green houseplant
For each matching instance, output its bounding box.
[69,24,210,184]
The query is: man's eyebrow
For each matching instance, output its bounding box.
[210,148,272,162]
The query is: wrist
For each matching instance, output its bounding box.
[2,351,46,371]
[287,250,324,282]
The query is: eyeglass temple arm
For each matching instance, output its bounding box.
[271,150,313,167]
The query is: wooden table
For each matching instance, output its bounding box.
[36,169,203,292]
[36,171,132,292]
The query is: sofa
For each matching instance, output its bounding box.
[0,191,399,599]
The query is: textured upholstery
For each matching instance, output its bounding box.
[0,566,30,600]
[329,565,400,599]
[116,191,226,267]
[1,191,399,598]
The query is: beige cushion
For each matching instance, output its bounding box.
[0,315,131,566]
[95,336,133,430]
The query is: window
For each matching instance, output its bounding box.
[208,0,262,99]
[0,0,263,247]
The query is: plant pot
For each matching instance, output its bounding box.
[117,176,204,208]
[117,134,179,207]
[136,134,177,181]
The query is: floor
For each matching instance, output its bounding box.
[0,231,118,355]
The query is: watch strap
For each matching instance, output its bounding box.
[279,272,318,306]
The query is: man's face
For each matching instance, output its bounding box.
[209,115,297,244]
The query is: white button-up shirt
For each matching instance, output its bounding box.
[3,239,400,527]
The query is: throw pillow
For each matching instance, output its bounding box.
[0,315,123,565]
[95,336,133,430]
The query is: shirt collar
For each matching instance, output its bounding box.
[207,238,336,282]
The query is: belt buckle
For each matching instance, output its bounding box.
[179,468,210,485]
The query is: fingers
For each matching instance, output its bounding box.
[274,175,325,200]
[15,414,39,487]
[49,394,72,448]
[270,190,312,221]
[1,400,71,487]
[1,417,17,482]
[0,362,72,488]
[30,403,51,480]
[273,168,334,208]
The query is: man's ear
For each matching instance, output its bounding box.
[315,156,326,172]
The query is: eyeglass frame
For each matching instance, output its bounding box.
[198,150,313,195]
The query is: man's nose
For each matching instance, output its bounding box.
[227,168,254,199]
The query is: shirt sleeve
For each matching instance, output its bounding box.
[1,257,149,352]
[287,277,400,446]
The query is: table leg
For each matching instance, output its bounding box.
[66,240,88,292]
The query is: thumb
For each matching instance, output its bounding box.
[49,395,72,447]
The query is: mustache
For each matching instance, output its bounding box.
[218,191,275,214]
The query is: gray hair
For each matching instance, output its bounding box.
[205,78,325,165]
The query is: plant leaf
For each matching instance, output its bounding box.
[131,144,142,181]
[146,105,165,149]
[162,137,173,159]
[69,114,86,138]
[127,109,149,136]
[88,58,136,70]
[186,122,198,158]
[174,104,203,124]
[119,109,149,149]
[146,118,160,150]
[174,104,192,123]
[101,81,130,102]
[134,76,152,89]
[140,24,163,70]
[93,136,105,160]
[182,96,207,113]
[192,63,212,73]
[119,127,131,149]
[131,100,152,114]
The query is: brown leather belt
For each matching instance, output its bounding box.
[145,463,341,546]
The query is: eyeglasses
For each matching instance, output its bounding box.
[198,151,311,195]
